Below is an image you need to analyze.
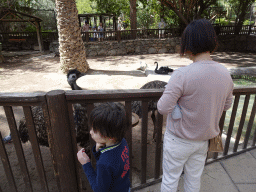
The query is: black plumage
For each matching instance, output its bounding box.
[67,69,84,90]
[154,62,173,74]
[18,104,91,155]
[131,80,167,139]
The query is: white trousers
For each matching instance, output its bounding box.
[161,130,208,192]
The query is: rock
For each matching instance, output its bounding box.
[148,47,157,54]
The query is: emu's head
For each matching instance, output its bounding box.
[67,69,83,90]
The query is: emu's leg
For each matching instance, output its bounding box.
[151,110,157,140]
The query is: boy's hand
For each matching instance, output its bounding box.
[77,148,90,165]
[96,143,106,152]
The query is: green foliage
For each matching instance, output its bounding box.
[226,0,255,24]
[76,0,94,14]
[0,0,56,32]
[23,25,36,32]
[162,9,179,27]
[0,0,31,10]
[137,0,179,29]
[137,1,159,29]
[243,19,255,25]
[214,18,231,25]
[90,0,130,16]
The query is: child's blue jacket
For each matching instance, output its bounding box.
[82,138,130,192]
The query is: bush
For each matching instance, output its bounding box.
[24,25,37,32]
[214,18,230,25]
[243,19,255,25]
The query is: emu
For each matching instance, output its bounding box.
[2,105,91,155]
[2,71,167,147]
[2,69,91,154]
[18,105,91,154]
[154,61,173,74]
[131,80,167,139]
[67,69,84,90]
[67,69,168,140]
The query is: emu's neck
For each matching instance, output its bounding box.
[71,83,82,90]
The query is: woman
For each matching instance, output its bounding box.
[157,19,234,192]
[83,21,89,32]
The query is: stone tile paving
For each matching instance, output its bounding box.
[134,149,256,192]
[220,152,256,183]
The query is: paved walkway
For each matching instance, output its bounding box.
[134,149,256,192]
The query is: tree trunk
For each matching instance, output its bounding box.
[235,0,252,35]
[55,0,89,73]
[130,0,137,39]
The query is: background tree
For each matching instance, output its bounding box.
[76,0,94,14]
[137,0,161,29]
[227,0,255,34]
[0,0,56,32]
[0,0,33,32]
[130,0,137,38]
[159,0,218,26]
[137,1,156,29]
[91,0,130,16]
[55,0,89,73]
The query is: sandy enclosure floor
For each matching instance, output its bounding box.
[0,51,256,191]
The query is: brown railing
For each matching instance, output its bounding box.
[81,27,181,42]
[0,93,55,192]
[0,32,58,41]
[0,87,256,191]
[0,25,255,48]
[217,25,256,35]
[0,32,58,50]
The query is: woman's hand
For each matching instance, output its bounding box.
[96,143,106,152]
[77,148,90,165]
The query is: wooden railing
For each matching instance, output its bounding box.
[0,87,256,191]
[0,93,54,192]
[81,27,182,42]
[216,25,256,36]
[1,25,255,46]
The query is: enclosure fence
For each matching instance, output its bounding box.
[0,87,256,191]
[0,25,255,50]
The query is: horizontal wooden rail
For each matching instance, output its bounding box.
[1,25,255,45]
[0,92,46,103]
[1,87,255,103]
[0,86,256,191]
[65,89,165,101]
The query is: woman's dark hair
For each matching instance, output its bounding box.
[180,19,218,56]
[89,102,127,142]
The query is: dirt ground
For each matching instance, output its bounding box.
[0,50,256,191]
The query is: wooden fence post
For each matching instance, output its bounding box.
[46,90,79,192]
[85,32,89,42]
[117,31,121,42]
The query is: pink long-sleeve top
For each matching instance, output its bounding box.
[157,60,234,141]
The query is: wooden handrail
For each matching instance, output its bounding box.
[0,86,256,191]
[1,25,255,44]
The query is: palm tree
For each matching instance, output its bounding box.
[55,0,89,73]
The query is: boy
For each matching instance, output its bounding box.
[77,102,130,192]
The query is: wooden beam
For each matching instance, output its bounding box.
[0,19,38,22]
[35,21,43,52]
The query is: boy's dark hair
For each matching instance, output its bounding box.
[180,19,218,56]
[89,102,127,142]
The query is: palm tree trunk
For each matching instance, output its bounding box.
[55,0,89,73]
